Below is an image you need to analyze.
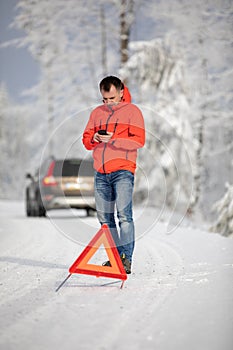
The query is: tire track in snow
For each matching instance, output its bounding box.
[93,234,185,349]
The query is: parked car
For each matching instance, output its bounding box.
[25,157,96,217]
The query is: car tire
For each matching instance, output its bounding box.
[39,205,46,217]
[86,208,95,217]
[36,193,46,217]
[26,191,33,217]
[33,200,40,217]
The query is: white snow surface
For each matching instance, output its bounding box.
[0,200,232,350]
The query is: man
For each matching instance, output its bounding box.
[82,76,145,274]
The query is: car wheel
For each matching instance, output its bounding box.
[86,208,95,217]
[32,197,40,217]
[26,192,33,217]
[39,205,46,217]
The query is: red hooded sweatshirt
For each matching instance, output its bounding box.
[82,100,145,174]
[122,86,131,103]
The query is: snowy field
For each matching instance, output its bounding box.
[0,200,232,350]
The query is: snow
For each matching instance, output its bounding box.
[0,200,233,350]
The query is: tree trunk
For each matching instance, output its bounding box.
[120,0,134,71]
[100,5,107,76]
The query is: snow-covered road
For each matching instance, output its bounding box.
[0,201,232,350]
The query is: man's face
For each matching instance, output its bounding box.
[101,85,123,105]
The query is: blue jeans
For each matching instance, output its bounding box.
[94,170,135,262]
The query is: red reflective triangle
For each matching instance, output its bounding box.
[69,224,127,281]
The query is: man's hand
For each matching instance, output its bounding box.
[93,131,113,143]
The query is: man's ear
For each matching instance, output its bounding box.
[120,89,124,99]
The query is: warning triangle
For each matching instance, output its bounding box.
[69,224,127,281]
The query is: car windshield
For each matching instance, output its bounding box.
[53,160,94,177]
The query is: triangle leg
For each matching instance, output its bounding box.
[55,273,72,292]
[120,280,126,289]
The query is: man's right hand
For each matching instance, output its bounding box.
[93,132,113,143]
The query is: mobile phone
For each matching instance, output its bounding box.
[98,129,108,135]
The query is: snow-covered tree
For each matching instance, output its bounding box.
[0,84,30,198]
[120,38,194,214]
[0,83,8,139]
[0,84,9,196]
[210,183,233,236]
[119,0,135,67]
[168,0,233,217]
[4,0,138,157]
[9,0,100,155]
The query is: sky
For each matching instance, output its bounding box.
[0,0,39,102]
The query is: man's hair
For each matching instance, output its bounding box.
[99,76,124,92]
